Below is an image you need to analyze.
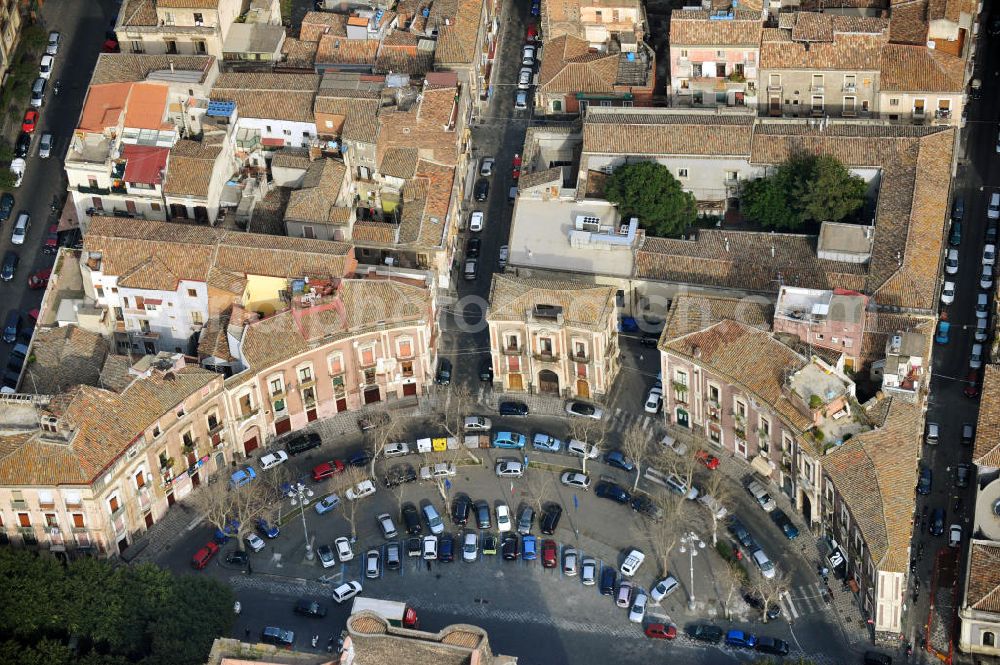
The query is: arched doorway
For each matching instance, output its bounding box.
[676,407,690,428]
[242,426,260,454]
[575,379,590,399]
[538,370,559,395]
[801,493,812,525]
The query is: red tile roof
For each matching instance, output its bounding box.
[122,145,168,185]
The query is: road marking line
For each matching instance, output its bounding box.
[781,590,799,619]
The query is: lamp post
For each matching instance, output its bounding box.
[287,481,315,561]
[679,530,706,611]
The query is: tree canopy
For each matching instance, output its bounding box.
[741,153,866,231]
[0,548,233,665]
[604,161,697,237]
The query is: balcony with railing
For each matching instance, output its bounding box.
[503,344,522,356]
[532,351,561,363]
[78,184,111,195]
[569,351,590,363]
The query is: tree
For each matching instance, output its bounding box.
[364,402,403,478]
[636,493,685,577]
[604,161,697,238]
[698,455,733,546]
[338,465,367,539]
[568,417,608,475]
[621,422,649,492]
[525,467,557,515]
[438,384,482,464]
[741,152,865,231]
[750,569,790,624]
[191,472,276,552]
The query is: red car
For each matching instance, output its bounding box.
[541,539,557,568]
[696,450,720,470]
[27,269,51,289]
[311,459,345,481]
[963,369,980,398]
[512,153,522,168]
[21,109,38,133]
[526,24,538,42]
[191,541,219,569]
[42,224,58,255]
[644,623,677,640]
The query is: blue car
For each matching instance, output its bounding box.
[618,316,639,333]
[256,518,280,539]
[917,467,932,495]
[494,431,527,449]
[532,433,562,452]
[530,1,540,16]
[935,321,950,344]
[725,630,757,649]
[522,534,537,560]
[604,450,635,472]
[595,481,630,504]
[214,519,240,544]
[230,466,256,487]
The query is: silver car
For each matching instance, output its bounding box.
[580,556,597,585]
[563,548,578,576]
[462,531,478,562]
[518,67,533,89]
[365,549,381,578]
[560,471,591,489]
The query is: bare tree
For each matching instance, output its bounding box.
[621,422,650,492]
[525,467,557,515]
[364,403,403,479]
[717,560,744,620]
[190,476,235,536]
[636,493,685,577]
[568,417,607,474]
[338,465,367,540]
[750,569,790,624]
[437,384,482,463]
[699,460,732,546]
[191,471,277,551]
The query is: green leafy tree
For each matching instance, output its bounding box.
[742,153,865,230]
[604,161,697,237]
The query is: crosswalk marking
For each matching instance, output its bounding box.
[779,583,827,620]
[781,590,799,619]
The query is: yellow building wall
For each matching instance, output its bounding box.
[242,275,288,314]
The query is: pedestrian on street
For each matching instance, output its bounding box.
[247,562,253,575]
[244,628,250,640]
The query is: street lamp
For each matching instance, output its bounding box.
[287,481,315,561]
[678,530,706,611]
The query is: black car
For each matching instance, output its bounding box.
[226,550,249,566]
[955,463,971,489]
[14,132,30,159]
[474,178,490,202]
[286,432,321,455]
[439,533,455,562]
[769,509,799,540]
[475,500,491,529]
[2,369,18,391]
[989,223,999,245]
[498,401,529,416]
[599,566,617,595]
[466,237,481,258]
[501,533,520,560]
[540,503,562,535]
[451,494,471,526]
[436,358,452,385]
[384,464,417,488]
[348,450,372,467]
[639,334,659,347]
[0,193,13,222]
[630,495,663,520]
[402,502,422,535]
[479,359,493,382]
[293,599,328,618]
[686,624,724,643]
[727,516,755,549]
[929,507,945,536]
[406,536,422,557]
[743,591,781,620]
[1,251,17,282]
[567,402,598,417]
[755,636,789,656]
[595,481,630,504]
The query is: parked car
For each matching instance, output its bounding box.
[377,512,398,539]
[563,547,578,576]
[191,541,219,569]
[620,549,645,577]
[935,321,950,344]
[261,626,294,647]
[522,534,537,560]
[565,401,603,419]
[945,248,959,274]
[615,580,633,608]
[604,450,634,472]
[629,591,647,623]
[651,575,680,602]
[469,211,484,232]
[929,507,945,536]
[422,535,438,560]
[439,533,455,562]
[985,243,997,267]
[451,494,471,526]
[501,533,519,560]
[401,502,422,535]
[348,450,372,467]
[645,623,677,640]
[940,280,956,305]
[422,504,445,535]
[294,599,328,618]
[365,549,381,578]
[38,132,52,159]
[743,590,782,621]
[334,537,353,561]
[498,401,529,416]
[21,110,38,133]
[314,494,341,515]
[0,193,13,222]
[949,523,962,548]
[751,548,776,579]
[230,466,256,487]
[46,31,61,55]
[521,44,536,66]
[917,467,932,495]
[475,500,491,529]
[317,544,336,568]
[259,450,289,470]
[725,630,757,649]
[495,459,524,478]
[13,133,29,159]
[436,358,452,384]
[331,580,362,604]
[464,416,492,432]
[540,503,562,535]
[599,566,617,595]
[474,178,490,202]
[560,471,591,489]
[581,556,597,585]
[696,450,721,470]
[462,531,479,562]
[1,251,18,282]
[496,503,512,532]
[955,463,971,489]
[479,156,494,177]
[595,481,630,504]
[532,432,562,452]
[516,506,534,535]
[769,509,799,540]
[38,54,53,79]
[631,494,664,520]
[517,66,533,89]
[566,439,600,459]
[256,518,279,539]
[420,462,456,481]
[346,480,376,500]
[755,636,790,656]
[384,441,410,458]
[493,431,527,449]
[383,464,417,488]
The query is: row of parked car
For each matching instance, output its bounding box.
[10,32,61,188]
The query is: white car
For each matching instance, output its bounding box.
[945,248,959,275]
[376,513,398,539]
[581,556,597,585]
[560,471,591,489]
[517,66,533,89]
[521,44,536,66]
[318,544,336,568]
[566,439,600,459]
[38,133,52,159]
[661,434,687,457]
[346,479,377,501]
[621,549,645,577]
[45,31,60,56]
[479,157,495,177]
[38,54,54,80]
[566,401,604,419]
[495,459,524,478]
[665,473,698,500]
[698,494,728,519]
[991,192,1000,220]
[334,536,354,562]
[987,244,998,267]
[365,549,381,578]
[752,548,776,579]
[469,211,484,232]
[384,442,410,457]
[462,531,478,561]
[984,265,995,290]
[976,317,988,342]
[970,343,984,369]
[463,416,493,432]
[628,591,647,623]
[420,462,456,481]
[246,533,265,552]
[332,580,362,604]
[650,575,680,602]
[643,391,662,414]
[422,535,438,560]
[563,548,578,576]
[9,158,24,188]
[514,90,528,110]
[496,503,512,532]
[949,524,962,548]
[941,280,956,305]
[259,450,289,470]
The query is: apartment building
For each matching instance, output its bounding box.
[0,0,21,83]
[115,0,264,59]
[773,286,868,369]
[542,0,646,45]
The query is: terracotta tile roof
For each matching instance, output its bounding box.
[965,543,1000,612]
[240,279,431,369]
[375,44,435,75]
[84,217,354,286]
[668,9,764,46]
[824,397,922,572]
[270,149,312,170]
[760,14,889,70]
[377,86,460,167]
[198,314,235,362]
[90,54,215,85]
[78,83,130,133]
[314,95,380,144]
[316,34,379,68]
[518,167,563,190]
[21,327,111,395]
[537,35,620,94]
[156,0,221,7]
[887,0,929,45]
[660,294,772,343]
[974,365,1000,466]
[163,140,223,198]
[352,221,398,244]
[285,158,350,225]
[665,320,814,431]
[300,11,349,41]
[119,0,158,27]
[99,354,136,393]
[379,147,419,178]
[584,111,754,156]
[207,267,248,294]
[879,44,964,92]
[433,0,483,66]
[0,367,219,486]
[487,274,617,331]
[212,73,319,123]
[281,38,318,69]
[394,160,455,248]
[246,187,291,237]
[858,312,934,375]
[929,0,977,22]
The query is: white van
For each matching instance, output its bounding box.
[11,212,29,245]
[990,192,1000,220]
[925,422,939,445]
[746,480,777,512]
